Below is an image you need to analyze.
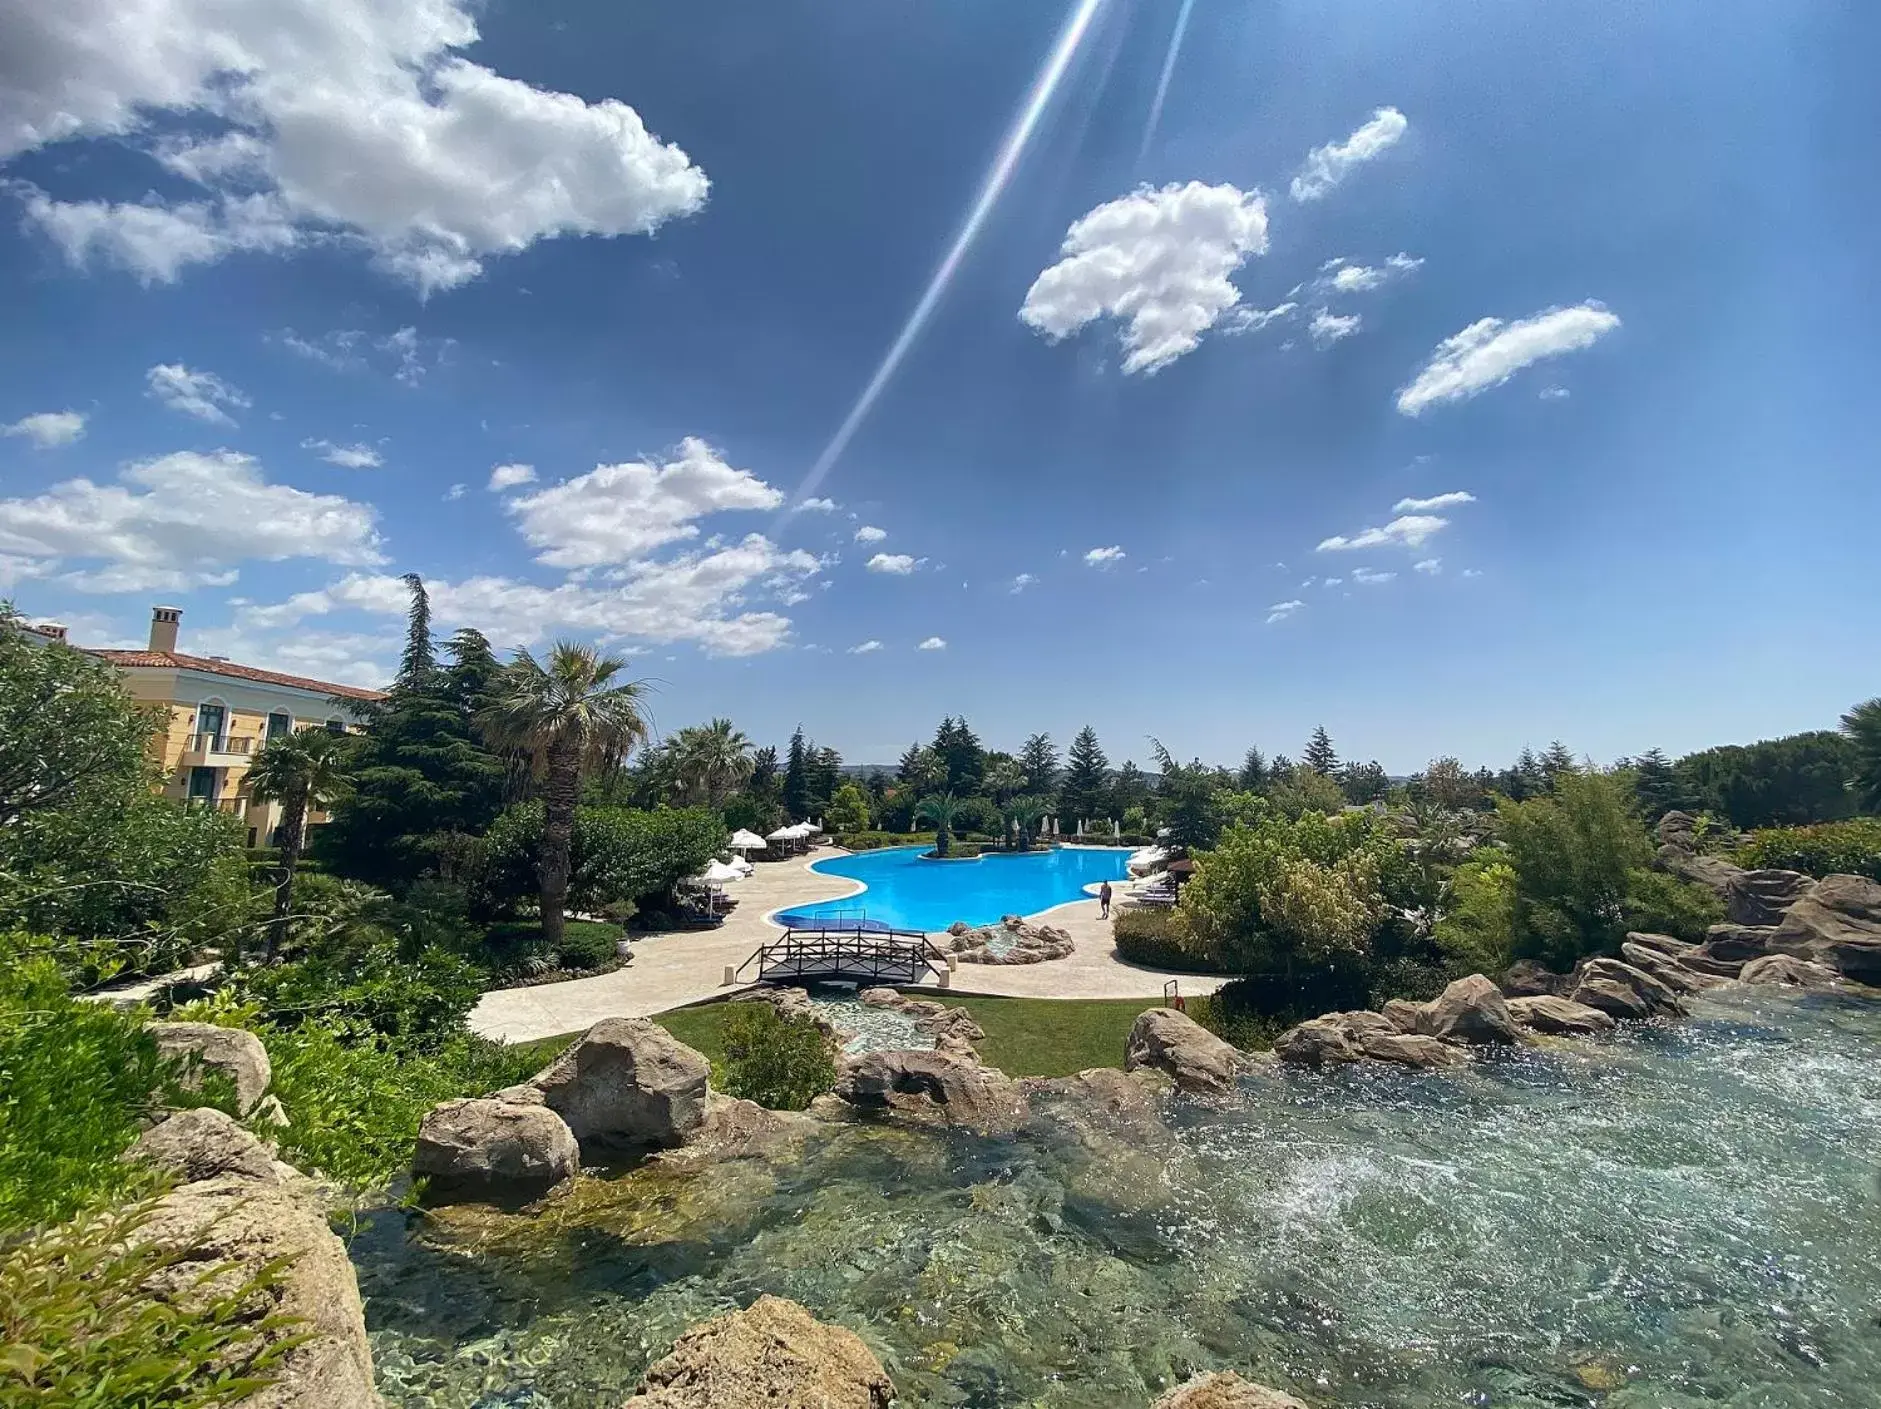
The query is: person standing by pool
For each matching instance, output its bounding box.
[1099,880,1112,918]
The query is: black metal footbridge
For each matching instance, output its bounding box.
[736,922,947,986]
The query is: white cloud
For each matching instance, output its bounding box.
[1084,545,1126,567]
[1322,577,1343,588]
[848,640,884,655]
[1540,385,1571,400]
[1396,303,1621,416]
[866,553,918,575]
[1323,253,1421,295]
[854,525,888,543]
[506,438,781,568]
[917,636,946,651]
[1290,106,1409,202]
[1317,514,1448,552]
[798,497,837,513]
[275,326,447,385]
[1265,599,1304,624]
[1009,572,1037,594]
[443,483,466,501]
[6,0,709,291]
[488,462,537,491]
[302,438,382,469]
[1414,558,1442,575]
[1,410,86,447]
[1020,181,1270,374]
[1309,309,1361,348]
[1223,301,1296,334]
[1392,491,1475,513]
[145,363,248,425]
[1461,568,1483,579]
[1353,567,1397,585]
[0,449,385,592]
[1330,264,1384,293]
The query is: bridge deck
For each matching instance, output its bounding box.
[739,926,944,986]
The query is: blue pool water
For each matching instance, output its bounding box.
[774,844,1132,933]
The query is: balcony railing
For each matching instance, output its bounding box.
[185,733,258,759]
[185,796,248,816]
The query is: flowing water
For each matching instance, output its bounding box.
[353,988,1881,1408]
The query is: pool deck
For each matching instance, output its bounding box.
[467,845,1224,1043]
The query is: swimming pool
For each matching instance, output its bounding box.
[774,844,1132,933]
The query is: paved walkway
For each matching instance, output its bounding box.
[468,847,1222,1043]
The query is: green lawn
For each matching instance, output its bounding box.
[504,991,1229,1082]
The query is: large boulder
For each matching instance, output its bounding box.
[1725,869,1816,926]
[1506,995,1617,1036]
[148,1021,272,1115]
[1569,958,1684,1020]
[1620,940,1722,994]
[940,914,1075,965]
[623,1294,892,1408]
[530,1018,710,1149]
[1125,1008,1244,1094]
[130,1110,383,1408]
[834,1048,1027,1133]
[858,988,985,1050]
[1624,931,1697,961]
[1274,1011,1467,1070]
[413,1097,578,1195]
[1653,811,1744,899]
[1414,974,1522,1044]
[1696,923,1779,964]
[1152,1372,1309,1409]
[1767,874,1881,983]
[1739,954,1842,989]
[1499,960,1566,997]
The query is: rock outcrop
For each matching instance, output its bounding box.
[1409,974,1523,1045]
[1124,1007,1243,1094]
[1505,994,1617,1036]
[1569,958,1685,1020]
[149,1021,273,1115]
[131,1110,383,1408]
[1499,959,1566,997]
[1653,810,1744,898]
[530,1017,710,1149]
[834,1047,1027,1133]
[1767,873,1881,983]
[733,987,849,1047]
[622,1294,892,1408]
[1739,954,1842,989]
[857,987,985,1053]
[1620,939,1723,994]
[413,1097,579,1195]
[1274,1010,1466,1070]
[1726,869,1816,926]
[1152,1372,1309,1409]
[938,914,1075,964]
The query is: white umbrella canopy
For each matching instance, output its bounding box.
[729,829,768,851]
[697,859,744,885]
[766,825,799,841]
[782,821,816,838]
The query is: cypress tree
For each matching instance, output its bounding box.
[1303,726,1339,776]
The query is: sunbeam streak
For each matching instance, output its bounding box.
[1139,0,1197,161]
[788,0,1110,509]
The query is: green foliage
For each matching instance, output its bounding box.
[1496,771,1651,969]
[0,1199,309,1409]
[914,791,962,858]
[1735,818,1881,883]
[1842,698,1881,815]
[1302,726,1339,776]
[930,716,985,795]
[715,1003,835,1111]
[1019,733,1060,797]
[832,830,931,852]
[1262,764,1348,820]
[1338,760,1390,804]
[1628,747,1685,820]
[1431,856,1518,977]
[1111,905,1224,973]
[824,781,873,834]
[1147,740,1222,852]
[1674,730,1854,828]
[1058,725,1109,826]
[553,919,622,971]
[1621,867,1724,941]
[474,803,725,918]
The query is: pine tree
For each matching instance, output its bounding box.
[1630,747,1683,819]
[931,716,984,795]
[1303,726,1339,776]
[1059,725,1109,826]
[397,573,437,683]
[808,745,842,818]
[1019,732,1059,796]
[1541,740,1578,790]
[783,727,811,820]
[1236,746,1268,791]
[1110,759,1150,816]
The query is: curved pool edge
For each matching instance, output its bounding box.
[758,849,871,929]
[772,843,1133,933]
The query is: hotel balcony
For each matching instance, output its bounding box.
[180,732,261,767]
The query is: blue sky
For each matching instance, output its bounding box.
[2,0,1876,773]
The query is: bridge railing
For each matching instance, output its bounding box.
[736,926,947,985]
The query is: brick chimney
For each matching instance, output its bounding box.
[149,606,182,653]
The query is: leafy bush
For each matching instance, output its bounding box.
[1496,772,1651,970]
[555,920,622,971]
[1674,730,1855,828]
[833,831,930,851]
[1112,906,1225,973]
[1735,819,1881,882]
[0,1199,308,1409]
[715,1003,835,1111]
[1431,856,1518,977]
[1621,867,1724,941]
[473,803,725,918]
[219,940,484,1053]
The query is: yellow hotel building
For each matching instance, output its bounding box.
[84,606,385,848]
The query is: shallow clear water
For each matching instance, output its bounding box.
[354,988,1881,1408]
[776,843,1132,932]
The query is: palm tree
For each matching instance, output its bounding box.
[246,727,356,961]
[1008,794,1049,852]
[915,790,962,858]
[477,642,651,947]
[672,717,753,808]
[984,757,1025,805]
[1845,697,1881,813]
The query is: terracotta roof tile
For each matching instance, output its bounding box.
[88,649,386,702]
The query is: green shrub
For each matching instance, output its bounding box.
[833,831,929,852]
[1112,906,1224,973]
[556,920,622,971]
[1622,867,1725,941]
[1735,819,1881,883]
[220,941,484,1054]
[1432,856,1518,976]
[715,1004,835,1111]
[473,803,724,919]
[0,1199,309,1409]
[1364,955,1455,1003]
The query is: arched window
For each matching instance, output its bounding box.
[266,711,292,742]
[325,717,346,735]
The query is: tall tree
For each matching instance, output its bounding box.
[1019,732,1059,797]
[782,727,811,820]
[931,716,985,795]
[247,727,356,961]
[670,717,754,808]
[808,745,843,818]
[1303,726,1339,776]
[1845,698,1881,814]
[476,643,650,947]
[1110,759,1151,816]
[1629,747,1684,820]
[1673,731,1854,827]
[1338,760,1389,804]
[915,791,962,858]
[1237,746,1268,792]
[1059,725,1110,826]
[984,756,1026,804]
[397,573,437,683]
[1540,740,1578,790]
[1148,740,1222,852]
